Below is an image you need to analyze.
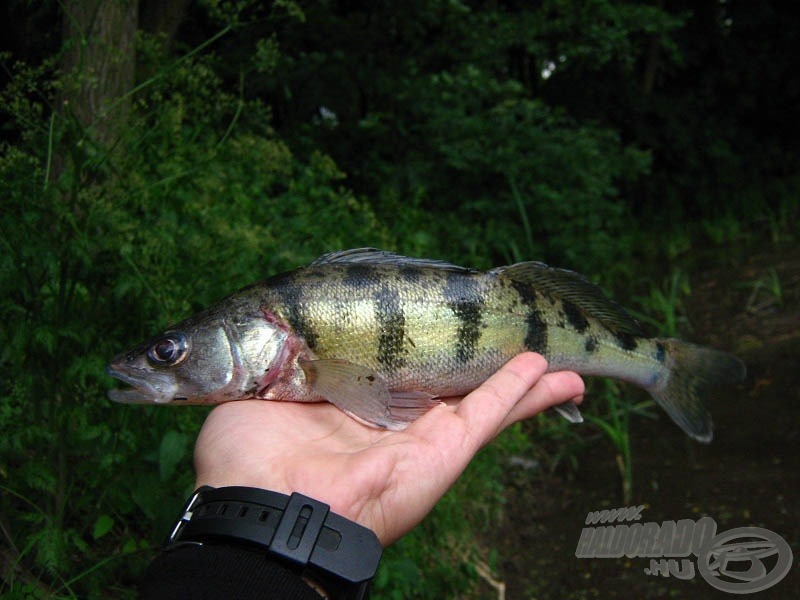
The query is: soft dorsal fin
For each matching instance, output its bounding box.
[311,248,476,273]
[492,261,645,336]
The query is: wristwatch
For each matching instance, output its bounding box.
[165,486,382,600]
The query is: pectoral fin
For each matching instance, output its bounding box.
[385,390,439,423]
[300,359,440,430]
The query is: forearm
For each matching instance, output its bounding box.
[140,542,325,599]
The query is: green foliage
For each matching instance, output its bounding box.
[415,70,650,268]
[241,0,670,269]
[631,268,693,338]
[740,267,784,315]
[582,382,657,506]
[0,30,391,598]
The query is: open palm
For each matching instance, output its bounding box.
[194,353,584,546]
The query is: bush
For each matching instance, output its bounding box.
[0,33,393,597]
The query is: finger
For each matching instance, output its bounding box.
[453,352,549,452]
[500,371,585,429]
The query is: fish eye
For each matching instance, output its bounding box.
[146,333,189,366]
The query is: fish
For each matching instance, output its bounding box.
[107,248,746,442]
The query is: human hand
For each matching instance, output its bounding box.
[194,353,584,546]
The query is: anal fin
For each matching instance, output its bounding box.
[552,400,584,424]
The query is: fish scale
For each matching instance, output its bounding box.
[263,264,519,394]
[107,248,746,441]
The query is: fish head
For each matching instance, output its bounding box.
[107,313,288,404]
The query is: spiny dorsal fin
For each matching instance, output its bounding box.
[493,261,645,336]
[312,248,476,273]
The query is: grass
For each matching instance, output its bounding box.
[741,268,783,315]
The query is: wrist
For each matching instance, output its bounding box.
[166,486,382,600]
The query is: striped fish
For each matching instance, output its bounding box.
[107,248,746,441]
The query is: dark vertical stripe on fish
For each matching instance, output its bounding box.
[448,300,484,363]
[563,300,589,333]
[585,336,598,353]
[374,285,406,369]
[343,263,375,287]
[615,331,638,351]
[655,341,666,363]
[271,274,319,351]
[509,279,548,353]
[399,266,421,283]
[524,308,548,353]
[444,272,485,363]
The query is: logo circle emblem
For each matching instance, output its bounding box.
[697,527,793,594]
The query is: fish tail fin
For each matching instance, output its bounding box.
[649,339,746,443]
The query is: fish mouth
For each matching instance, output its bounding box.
[106,365,178,404]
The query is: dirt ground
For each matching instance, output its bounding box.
[487,242,800,599]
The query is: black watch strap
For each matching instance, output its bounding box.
[165,486,382,600]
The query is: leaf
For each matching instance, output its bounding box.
[93,514,114,539]
[122,537,138,554]
[158,430,190,482]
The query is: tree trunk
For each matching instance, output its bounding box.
[59,0,139,148]
[641,0,665,96]
[140,0,191,49]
